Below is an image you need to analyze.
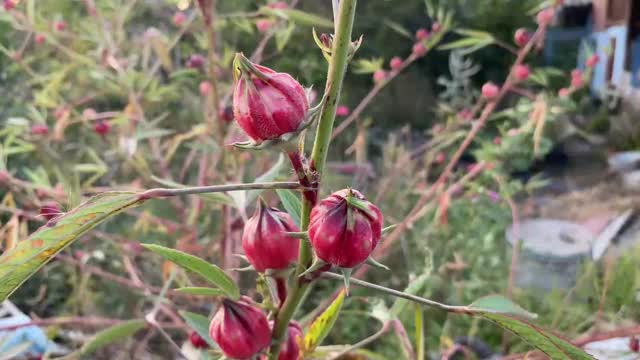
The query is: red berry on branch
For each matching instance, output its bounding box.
[189,331,209,349]
[412,42,427,57]
[94,120,111,136]
[34,33,46,44]
[256,19,273,33]
[209,297,271,360]
[31,124,49,135]
[186,54,206,69]
[558,87,570,98]
[514,64,530,81]
[536,8,555,26]
[514,28,531,47]
[309,189,383,268]
[336,105,350,117]
[242,200,300,272]
[373,69,388,83]
[481,82,500,100]
[389,56,403,71]
[232,54,308,142]
[586,54,599,68]
[199,81,212,96]
[173,12,187,26]
[415,28,429,41]
[54,20,67,32]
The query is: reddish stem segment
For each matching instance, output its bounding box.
[275,277,287,307]
[287,151,317,204]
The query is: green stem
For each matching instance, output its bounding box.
[139,181,301,199]
[267,1,358,359]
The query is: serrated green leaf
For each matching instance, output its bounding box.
[80,320,146,355]
[303,290,345,354]
[276,189,301,227]
[176,287,227,297]
[180,310,217,348]
[150,176,235,206]
[0,192,145,301]
[142,244,239,300]
[468,295,537,319]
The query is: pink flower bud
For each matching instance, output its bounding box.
[373,69,387,83]
[586,54,599,68]
[219,105,234,123]
[514,64,530,81]
[536,8,555,26]
[493,136,502,145]
[558,87,570,98]
[199,81,212,95]
[389,56,403,71]
[54,20,66,32]
[233,54,308,142]
[173,12,187,26]
[309,189,383,268]
[186,54,206,69]
[571,69,582,79]
[94,120,111,136]
[431,22,441,33]
[514,28,531,47]
[415,28,429,41]
[40,201,61,221]
[336,105,350,117]
[34,33,46,44]
[267,1,289,9]
[31,124,49,135]
[271,321,302,360]
[481,82,500,100]
[571,70,584,88]
[3,0,16,11]
[256,19,273,33]
[242,201,299,272]
[189,331,209,349]
[209,298,271,359]
[412,42,427,57]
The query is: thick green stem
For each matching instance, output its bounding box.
[267,1,358,359]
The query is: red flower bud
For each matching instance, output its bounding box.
[34,33,46,44]
[586,54,599,68]
[3,0,16,11]
[31,124,49,135]
[189,331,209,349]
[199,81,212,96]
[219,105,234,123]
[336,105,350,117]
[94,120,111,136]
[264,321,302,360]
[514,64,530,81]
[630,337,639,353]
[536,8,554,26]
[256,19,273,33]
[373,69,387,83]
[514,28,531,47]
[389,56,403,71]
[40,201,62,221]
[415,28,429,41]
[481,82,500,100]
[431,22,441,33]
[186,54,206,69]
[209,298,271,359]
[232,54,308,142]
[571,71,584,88]
[173,12,187,26]
[267,1,288,9]
[242,201,300,272]
[412,42,427,57]
[54,20,66,32]
[558,87,570,98]
[309,189,383,268]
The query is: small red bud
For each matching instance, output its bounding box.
[267,1,288,9]
[209,298,271,359]
[431,22,441,33]
[586,54,599,68]
[373,69,387,83]
[31,124,49,135]
[571,71,584,88]
[412,42,427,57]
[199,81,212,96]
[536,8,555,26]
[558,87,570,98]
[481,82,500,100]
[39,201,62,221]
[34,33,46,45]
[309,189,383,268]
[262,321,302,360]
[242,201,300,272]
[94,120,111,136]
[54,20,67,32]
[186,54,206,69]
[173,12,187,26]
[233,54,308,142]
[389,56,403,71]
[415,28,429,41]
[219,105,234,123]
[514,28,531,47]
[630,337,639,352]
[256,19,272,33]
[336,105,350,117]
[189,331,209,349]
[514,64,530,81]
[3,0,16,11]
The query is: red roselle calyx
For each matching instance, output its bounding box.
[262,321,302,360]
[209,297,271,360]
[309,189,383,268]
[40,202,62,221]
[189,331,209,349]
[232,53,309,143]
[242,200,300,272]
[94,120,111,136]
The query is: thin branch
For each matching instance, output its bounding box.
[327,321,391,360]
[0,316,182,332]
[138,181,302,199]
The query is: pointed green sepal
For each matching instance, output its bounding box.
[299,256,328,279]
[341,268,353,296]
[366,256,390,271]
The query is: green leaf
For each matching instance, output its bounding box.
[275,22,296,52]
[142,244,239,300]
[276,189,302,227]
[176,287,227,297]
[439,37,494,51]
[352,58,385,74]
[0,192,146,301]
[180,310,217,348]
[303,289,346,354]
[390,272,430,316]
[468,295,537,319]
[383,19,412,39]
[150,176,235,206]
[80,320,146,355]
[263,8,333,28]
